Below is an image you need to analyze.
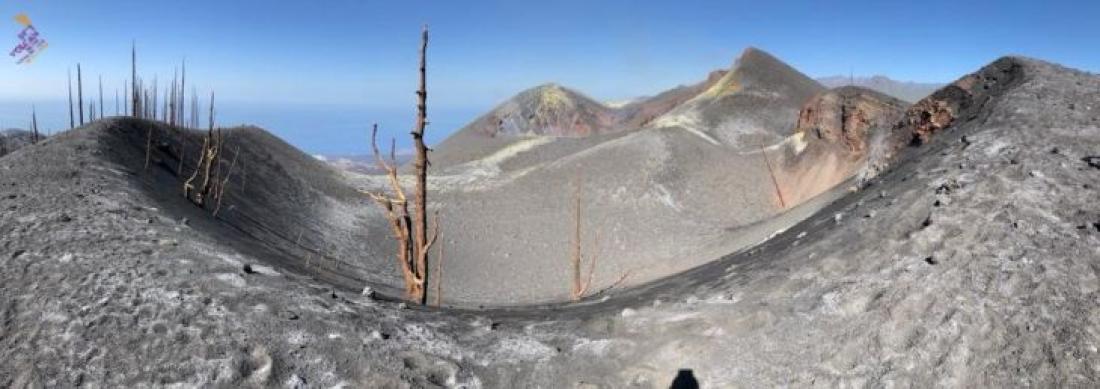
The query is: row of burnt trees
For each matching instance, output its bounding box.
[63,43,203,129]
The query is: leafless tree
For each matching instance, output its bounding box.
[569,174,599,301]
[758,143,786,209]
[67,68,74,129]
[30,105,39,144]
[77,63,84,125]
[362,26,441,305]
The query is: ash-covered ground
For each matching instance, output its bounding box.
[2,55,1100,387]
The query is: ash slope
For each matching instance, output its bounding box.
[364,48,866,305]
[2,55,1100,388]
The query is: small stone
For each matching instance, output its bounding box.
[243,264,256,274]
[924,256,937,265]
[11,250,25,259]
[361,286,375,298]
[833,213,844,224]
[621,308,637,317]
[59,213,72,222]
[286,374,307,388]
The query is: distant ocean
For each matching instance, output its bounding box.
[0,99,482,155]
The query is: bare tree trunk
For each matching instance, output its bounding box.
[152,77,158,121]
[132,41,139,118]
[434,231,444,307]
[98,75,104,119]
[411,25,432,306]
[180,59,186,127]
[30,105,39,144]
[67,68,74,129]
[363,27,439,305]
[758,143,786,209]
[77,63,84,125]
[569,174,598,301]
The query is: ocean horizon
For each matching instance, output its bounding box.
[0,99,481,155]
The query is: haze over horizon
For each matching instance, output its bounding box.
[3,0,1098,154]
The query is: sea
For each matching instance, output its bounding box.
[0,98,481,156]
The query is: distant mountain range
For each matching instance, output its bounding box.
[815,75,944,103]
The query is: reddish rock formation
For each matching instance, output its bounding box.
[894,58,1026,148]
[795,86,907,156]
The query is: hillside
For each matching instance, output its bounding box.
[2,55,1098,387]
[647,47,825,148]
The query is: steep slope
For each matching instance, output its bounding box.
[795,86,909,155]
[648,47,825,148]
[767,86,908,204]
[73,119,406,295]
[817,74,944,103]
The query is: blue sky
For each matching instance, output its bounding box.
[2,0,1098,153]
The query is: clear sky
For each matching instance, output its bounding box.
[2,0,1098,153]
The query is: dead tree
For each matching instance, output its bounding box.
[212,146,240,217]
[144,121,153,171]
[131,41,139,118]
[98,75,104,119]
[67,68,74,129]
[30,106,39,144]
[362,27,440,305]
[180,59,186,127]
[183,92,222,207]
[433,222,445,307]
[569,174,599,301]
[758,143,786,209]
[77,63,84,125]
